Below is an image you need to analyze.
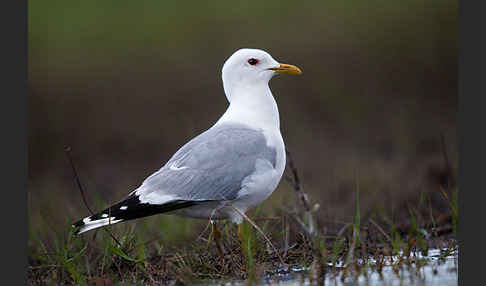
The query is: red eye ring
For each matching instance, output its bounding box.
[248,58,259,65]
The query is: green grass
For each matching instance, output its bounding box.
[28,158,459,285]
[450,188,459,238]
[29,198,458,285]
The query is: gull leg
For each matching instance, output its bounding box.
[211,220,225,265]
[237,223,243,242]
[237,223,246,272]
[237,222,252,273]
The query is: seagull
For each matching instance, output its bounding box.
[72,48,302,235]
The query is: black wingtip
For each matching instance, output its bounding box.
[71,216,89,235]
[102,196,200,222]
[72,219,85,228]
[71,223,82,235]
[70,195,208,235]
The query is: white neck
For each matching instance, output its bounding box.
[215,83,280,131]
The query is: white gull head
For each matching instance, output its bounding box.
[221,48,302,103]
[218,48,302,130]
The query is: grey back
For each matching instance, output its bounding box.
[138,123,277,201]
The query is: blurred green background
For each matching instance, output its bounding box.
[28,0,457,245]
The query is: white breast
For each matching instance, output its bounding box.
[231,128,285,215]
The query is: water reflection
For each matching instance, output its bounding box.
[209,248,458,286]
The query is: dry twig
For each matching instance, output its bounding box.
[65,147,123,247]
[285,148,315,236]
[230,206,287,267]
[369,218,391,242]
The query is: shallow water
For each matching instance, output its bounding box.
[211,248,458,286]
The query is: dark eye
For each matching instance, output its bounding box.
[248,58,259,65]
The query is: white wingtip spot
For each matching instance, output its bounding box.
[77,218,123,234]
[101,214,108,218]
[120,206,128,210]
[83,217,92,224]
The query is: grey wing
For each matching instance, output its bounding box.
[134,123,277,203]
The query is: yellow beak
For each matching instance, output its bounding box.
[269,63,303,75]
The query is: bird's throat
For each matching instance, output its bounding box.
[219,85,280,131]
